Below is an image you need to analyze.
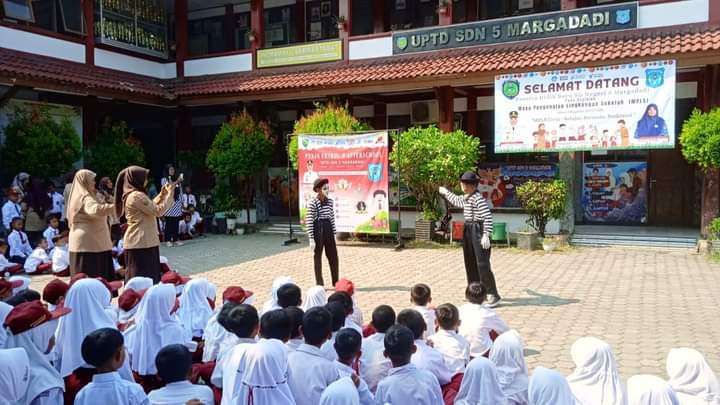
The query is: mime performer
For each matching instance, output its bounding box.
[306,178,339,287]
[440,171,501,307]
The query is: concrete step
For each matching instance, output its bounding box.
[570,235,696,249]
[259,223,304,235]
[571,233,697,244]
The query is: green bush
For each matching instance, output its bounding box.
[289,102,371,169]
[707,217,720,240]
[85,120,146,179]
[516,179,568,237]
[0,104,81,179]
[680,108,720,169]
[390,126,480,221]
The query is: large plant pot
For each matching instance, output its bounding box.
[516,231,540,251]
[213,212,227,234]
[709,240,720,254]
[541,237,558,252]
[415,220,436,241]
[226,218,237,232]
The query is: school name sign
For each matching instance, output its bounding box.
[392,3,637,55]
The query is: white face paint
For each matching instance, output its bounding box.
[321,185,330,194]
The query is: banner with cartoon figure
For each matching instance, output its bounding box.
[582,161,648,224]
[495,60,676,153]
[298,132,390,234]
[477,164,557,209]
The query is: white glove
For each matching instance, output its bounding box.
[481,234,491,250]
[309,239,316,251]
[439,186,449,195]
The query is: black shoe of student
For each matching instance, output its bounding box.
[486,295,502,308]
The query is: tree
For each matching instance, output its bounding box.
[516,180,568,237]
[389,126,480,221]
[0,104,81,179]
[84,120,146,179]
[206,111,275,224]
[289,102,371,169]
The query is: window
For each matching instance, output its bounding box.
[386,0,438,31]
[188,15,226,56]
[351,0,373,36]
[264,5,296,47]
[2,0,84,34]
[187,3,251,57]
[2,0,34,22]
[480,0,560,20]
[305,0,339,42]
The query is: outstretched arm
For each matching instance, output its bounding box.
[439,187,465,208]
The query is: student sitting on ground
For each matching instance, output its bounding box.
[0,278,23,302]
[321,301,349,361]
[148,344,214,405]
[335,278,363,329]
[178,213,195,241]
[374,324,444,405]
[328,291,362,334]
[489,330,529,405]
[0,239,23,274]
[51,232,70,276]
[285,306,305,352]
[187,205,205,237]
[42,278,69,311]
[453,356,507,404]
[202,286,255,363]
[75,328,148,405]
[23,237,52,274]
[428,303,470,375]
[458,282,509,358]
[397,308,453,386]
[360,304,395,393]
[43,214,60,252]
[7,217,32,265]
[333,328,374,405]
[410,283,436,339]
[277,283,302,308]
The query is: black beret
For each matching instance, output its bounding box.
[459,171,480,184]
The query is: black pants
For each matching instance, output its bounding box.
[313,219,339,286]
[165,217,180,242]
[462,221,499,296]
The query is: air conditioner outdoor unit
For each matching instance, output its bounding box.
[410,100,439,124]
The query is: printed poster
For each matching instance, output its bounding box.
[477,164,557,209]
[495,60,676,153]
[298,132,390,234]
[582,161,648,224]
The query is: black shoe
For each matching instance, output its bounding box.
[486,295,502,308]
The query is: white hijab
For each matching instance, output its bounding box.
[262,276,294,313]
[9,275,30,296]
[666,348,720,405]
[529,367,578,405]
[490,330,529,400]
[0,348,30,405]
[126,283,191,375]
[177,278,214,338]
[0,301,12,348]
[5,320,64,405]
[566,337,627,405]
[455,356,508,405]
[320,376,360,405]
[627,375,680,405]
[125,276,153,292]
[55,278,116,377]
[231,338,296,405]
[302,286,328,311]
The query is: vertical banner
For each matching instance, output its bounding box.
[582,161,648,224]
[298,132,390,234]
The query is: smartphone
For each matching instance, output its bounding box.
[178,173,184,182]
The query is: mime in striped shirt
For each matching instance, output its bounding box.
[440,171,501,307]
[306,178,339,286]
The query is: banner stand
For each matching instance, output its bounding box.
[282,132,300,246]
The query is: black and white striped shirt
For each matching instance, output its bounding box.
[305,197,336,238]
[444,190,493,235]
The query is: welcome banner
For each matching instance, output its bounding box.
[494,60,676,153]
[298,132,390,234]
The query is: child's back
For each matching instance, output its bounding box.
[458,302,509,357]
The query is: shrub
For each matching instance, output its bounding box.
[680,108,720,169]
[84,120,146,179]
[516,179,568,237]
[707,217,720,240]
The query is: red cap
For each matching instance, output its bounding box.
[42,279,69,305]
[335,279,355,296]
[4,300,71,335]
[96,277,123,293]
[69,272,88,286]
[118,288,145,311]
[0,278,24,296]
[222,286,254,304]
[161,271,191,286]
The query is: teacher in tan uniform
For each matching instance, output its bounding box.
[115,165,174,282]
[66,169,116,279]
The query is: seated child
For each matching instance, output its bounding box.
[179,212,195,241]
[43,214,60,252]
[23,238,52,274]
[361,305,395,393]
[202,286,255,363]
[285,306,305,351]
[161,270,191,295]
[277,283,302,308]
[75,328,148,405]
[333,328,374,405]
[411,283,436,339]
[0,239,23,274]
[428,303,470,374]
[328,291,362,335]
[374,325,444,405]
[321,301,348,361]
[187,205,205,236]
[42,278,69,311]
[0,278,24,302]
[117,289,144,332]
[7,217,32,265]
[210,303,259,391]
[51,232,70,276]
[148,344,214,405]
[0,348,30,405]
[458,282,509,358]
[335,278,363,328]
[397,308,453,386]
[182,186,197,209]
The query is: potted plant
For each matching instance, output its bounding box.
[226,210,238,232]
[516,180,568,251]
[707,217,720,253]
[390,126,480,241]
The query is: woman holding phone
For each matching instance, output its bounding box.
[115,166,175,282]
[161,164,185,247]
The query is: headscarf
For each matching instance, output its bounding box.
[11,172,30,195]
[455,356,507,405]
[54,278,115,377]
[66,169,99,225]
[0,348,30,405]
[125,276,154,293]
[666,348,720,404]
[177,278,215,338]
[125,283,191,375]
[320,376,360,405]
[114,165,149,217]
[627,375,680,405]
[262,276,294,313]
[24,177,51,215]
[635,104,668,138]
[529,367,578,405]
[231,338,295,405]
[0,302,12,348]
[302,286,328,311]
[566,337,627,405]
[5,319,64,405]
[490,330,529,401]
[10,275,31,297]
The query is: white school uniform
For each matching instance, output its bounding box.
[627,375,680,405]
[412,339,453,386]
[349,296,363,329]
[51,245,69,274]
[374,363,444,405]
[148,380,214,405]
[1,200,22,229]
[320,376,360,405]
[334,360,374,405]
[190,211,202,227]
[428,329,470,374]
[212,339,255,404]
[288,343,341,405]
[230,338,296,405]
[261,276,294,314]
[489,330,529,405]
[8,230,33,258]
[23,247,51,273]
[49,192,64,218]
[458,302,510,358]
[177,278,214,338]
[43,227,59,251]
[0,255,18,272]
[74,371,148,405]
[454,357,508,405]
[178,220,194,236]
[360,332,391,393]
[0,302,13,348]
[566,337,626,405]
[414,305,437,338]
[344,316,363,335]
[666,348,720,405]
[0,348,31,405]
[321,332,339,361]
[529,367,579,405]
[286,338,303,352]
[9,275,30,296]
[182,194,197,209]
[302,286,327,311]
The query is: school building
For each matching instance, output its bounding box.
[1,0,719,244]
